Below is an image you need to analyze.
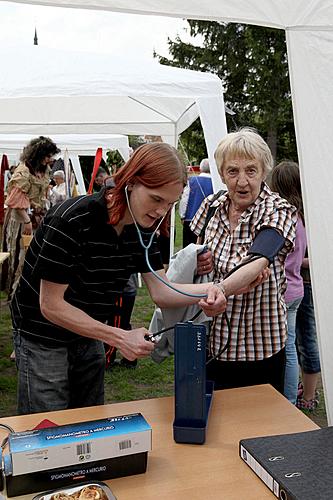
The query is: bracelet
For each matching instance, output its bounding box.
[24,220,31,224]
[213,280,226,295]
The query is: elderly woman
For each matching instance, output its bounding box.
[192,128,297,393]
[49,169,66,206]
[2,136,59,298]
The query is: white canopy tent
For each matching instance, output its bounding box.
[0,46,227,192]
[3,0,332,423]
[0,133,130,194]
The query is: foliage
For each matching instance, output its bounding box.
[106,150,124,175]
[157,21,298,163]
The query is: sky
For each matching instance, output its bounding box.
[0,1,190,60]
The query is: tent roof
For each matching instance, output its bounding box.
[0,46,224,139]
[4,0,333,28]
[0,133,129,155]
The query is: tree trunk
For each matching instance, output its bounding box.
[266,123,277,162]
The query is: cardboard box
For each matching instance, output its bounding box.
[4,452,148,497]
[5,413,151,497]
[9,413,151,476]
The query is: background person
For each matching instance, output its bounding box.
[269,161,307,404]
[105,273,139,369]
[49,169,67,206]
[1,136,59,299]
[179,158,213,247]
[192,128,297,393]
[296,252,321,410]
[94,167,108,192]
[11,142,227,415]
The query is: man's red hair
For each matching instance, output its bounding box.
[107,143,187,236]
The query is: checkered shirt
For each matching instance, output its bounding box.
[191,183,297,361]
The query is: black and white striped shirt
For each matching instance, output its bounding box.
[11,189,163,344]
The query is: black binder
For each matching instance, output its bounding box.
[239,427,333,500]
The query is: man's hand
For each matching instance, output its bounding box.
[197,249,214,275]
[117,327,155,361]
[198,284,227,317]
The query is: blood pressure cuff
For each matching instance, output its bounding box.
[248,227,285,264]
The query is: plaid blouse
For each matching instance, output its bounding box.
[191,183,297,361]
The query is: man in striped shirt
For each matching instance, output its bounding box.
[11,143,228,414]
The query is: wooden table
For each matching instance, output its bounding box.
[0,252,9,264]
[0,385,318,499]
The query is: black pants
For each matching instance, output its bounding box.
[105,294,136,366]
[182,221,197,247]
[206,348,286,394]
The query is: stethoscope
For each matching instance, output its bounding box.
[124,184,207,299]
[124,184,234,358]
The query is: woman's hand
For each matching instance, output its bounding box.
[198,284,227,317]
[197,249,214,275]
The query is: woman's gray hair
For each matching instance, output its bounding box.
[53,170,65,179]
[214,128,273,177]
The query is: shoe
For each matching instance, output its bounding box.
[296,397,319,411]
[297,381,320,400]
[119,358,137,369]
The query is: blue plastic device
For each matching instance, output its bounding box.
[173,321,214,444]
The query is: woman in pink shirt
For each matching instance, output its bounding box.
[270,161,307,404]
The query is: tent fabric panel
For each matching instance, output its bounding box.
[0,96,174,126]
[1,47,223,99]
[196,96,227,193]
[0,133,129,153]
[287,28,333,424]
[68,154,86,195]
[0,122,178,136]
[6,0,333,28]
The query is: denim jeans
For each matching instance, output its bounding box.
[14,332,106,415]
[284,297,303,404]
[296,282,321,374]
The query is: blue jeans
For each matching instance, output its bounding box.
[284,297,302,404]
[296,282,321,374]
[14,332,106,415]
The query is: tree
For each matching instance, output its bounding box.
[157,21,297,163]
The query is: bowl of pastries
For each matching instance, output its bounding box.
[33,482,116,500]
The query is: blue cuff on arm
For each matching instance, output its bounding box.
[248,227,285,264]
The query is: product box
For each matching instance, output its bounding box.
[5,413,151,497]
